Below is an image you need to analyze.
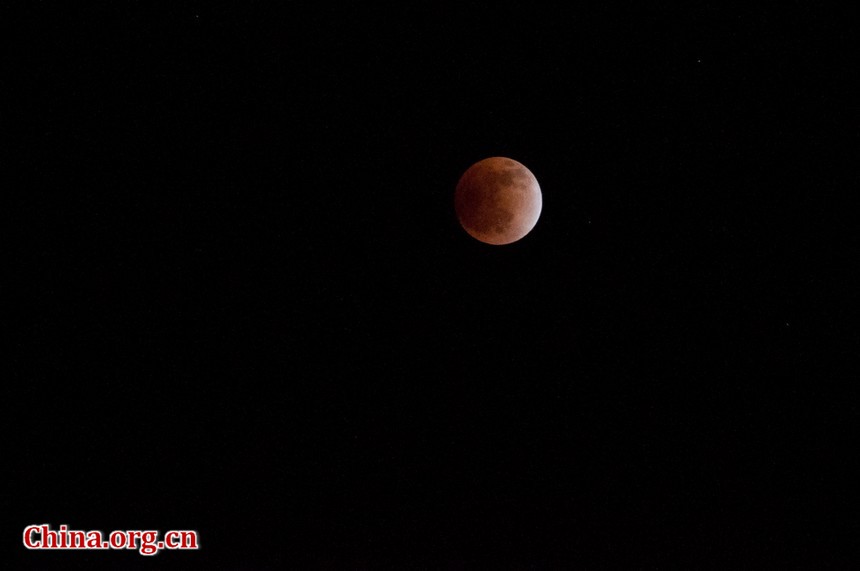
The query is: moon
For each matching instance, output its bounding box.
[454,157,542,245]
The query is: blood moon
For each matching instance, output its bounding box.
[454,157,542,245]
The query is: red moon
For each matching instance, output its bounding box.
[454,157,542,245]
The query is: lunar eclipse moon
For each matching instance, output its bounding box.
[454,157,542,245]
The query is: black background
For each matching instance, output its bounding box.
[8,3,855,569]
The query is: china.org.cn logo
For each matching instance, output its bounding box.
[23,523,199,556]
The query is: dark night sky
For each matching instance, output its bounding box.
[8,3,855,569]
